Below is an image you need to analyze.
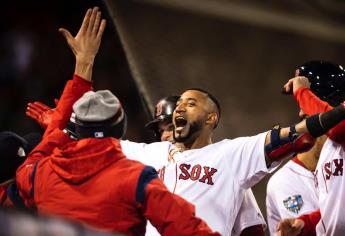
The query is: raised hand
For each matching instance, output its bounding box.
[26,101,55,129]
[283,76,311,95]
[58,7,106,81]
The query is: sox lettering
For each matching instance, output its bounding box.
[179,164,218,185]
[323,158,343,180]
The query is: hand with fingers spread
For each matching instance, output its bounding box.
[26,100,58,129]
[59,7,106,81]
[276,218,304,236]
[283,76,311,95]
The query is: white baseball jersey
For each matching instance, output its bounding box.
[121,132,272,235]
[315,138,345,235]
[266,159,319,236]
[231,188,266,236]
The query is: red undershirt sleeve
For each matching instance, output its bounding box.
[297,209,320,236]
[294,87,345,145]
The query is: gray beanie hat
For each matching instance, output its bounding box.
[72,90,126,139]
[73,90,124,123]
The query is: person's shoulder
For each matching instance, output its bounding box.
[214,133,266,151]
[267,161,296,186]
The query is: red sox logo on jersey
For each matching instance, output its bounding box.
[323,158,343,180]
[179,164,218,185]
[157,164,218,185]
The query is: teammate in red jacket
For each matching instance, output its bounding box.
[16,7,218,236]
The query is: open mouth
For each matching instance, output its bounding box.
[175,116,187,131]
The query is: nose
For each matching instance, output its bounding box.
[175,102,186,113]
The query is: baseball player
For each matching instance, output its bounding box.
[266,68,329,235]
[266,136,324,235]
[145,95,267,235]
[145,95,180,143]
[278,60,345,235]
[119,87,341,235]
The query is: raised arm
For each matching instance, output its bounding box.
[59,7,105,81]
[284,76,345,145]
[44,7,105,134]
[17,7,106,206]
[284,76,332,114]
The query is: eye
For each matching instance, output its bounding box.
[188,102,196,107]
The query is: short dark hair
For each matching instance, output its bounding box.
[184,88,221,128]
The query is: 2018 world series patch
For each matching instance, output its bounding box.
[283,195,303,214]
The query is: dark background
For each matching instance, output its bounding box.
[0,0,154,142]
[2,0,345,234]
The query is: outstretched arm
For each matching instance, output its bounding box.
[26,100,57,130]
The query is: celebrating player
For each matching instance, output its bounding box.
[119,86,345,235]
[278,60,345,235]
[145,95,267,236]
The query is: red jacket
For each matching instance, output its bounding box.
[0,181,25,209]
[0,183,12,208]
[16,75,218,235]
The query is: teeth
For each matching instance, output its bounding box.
[175,126,184,132]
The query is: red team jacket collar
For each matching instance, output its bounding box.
[49,138,125,184]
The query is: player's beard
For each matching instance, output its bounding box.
[173,119,203,144]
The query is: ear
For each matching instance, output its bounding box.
[206,112,218,128]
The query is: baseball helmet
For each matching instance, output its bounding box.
[145,95,180,134]
[296,60,345,106]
